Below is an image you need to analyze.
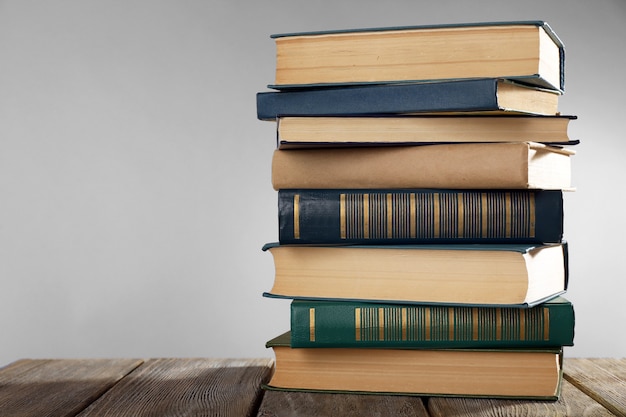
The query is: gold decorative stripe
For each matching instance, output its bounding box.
[457,193,464,238]
[338,193,346,237]
[293,194,301,239]
[519,308,526,341]
[401,308,407,341]
[409,193,417,238]
[505,192,512,238]
[543,307,550,340]
[481,193,488,238]
[448,308,455,340]
[386,194,393,239]
[472,308,479,341]
[496,308,502,340]
[433,194,440,238]
[355,308,361,341]
[378,308,385,341]
[425,307,431,341]
[309,308,315,342]
[363,194,370,239]
[530,193,536,238]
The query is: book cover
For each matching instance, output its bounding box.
[271,142,574,191]
[290,296,575,348]
[270,21,565,92]
[278,189,564,244]
[257,79,560,121]
[276,115,579,149]
[263,242,569,306]
[265,331,563,399]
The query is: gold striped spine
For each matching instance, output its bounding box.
[355,307,361,341]
[309,308,315,342]
[293,194,300,239]
[378,308,385,341]
[425,307,431,341]
[543,307,550,341]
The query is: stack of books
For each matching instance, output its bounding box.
[256,21,577,400]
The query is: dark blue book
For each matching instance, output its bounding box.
[256,79,559,121]
[278,189,564,245]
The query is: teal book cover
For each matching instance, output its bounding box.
[290,296,575,348]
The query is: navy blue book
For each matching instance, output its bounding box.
[256,79,559,121]
[278,189,564,245]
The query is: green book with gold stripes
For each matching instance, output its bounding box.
[291,297,574,348]
[279,189,563,244]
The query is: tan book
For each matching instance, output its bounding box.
[263,243,568,306]
[276,115,577,149]
[271,21,564,92]
[271,142,574,190]
[265,332,563,400]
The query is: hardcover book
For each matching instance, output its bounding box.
[276,115,578,149]
[271,142,574,191]
[270,21,565,92]
[290,296,575,348]
[265,331,563,399]
[257,79,560,121]
[278,189,564,244]
[263,242,568,306]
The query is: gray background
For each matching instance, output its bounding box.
[1,0,624,365]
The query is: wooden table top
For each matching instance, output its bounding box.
[0,357,624,416]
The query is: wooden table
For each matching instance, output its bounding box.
[0,357,624,416]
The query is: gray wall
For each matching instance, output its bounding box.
[1,0,624,364]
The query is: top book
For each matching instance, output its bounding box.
[270,21,565,92]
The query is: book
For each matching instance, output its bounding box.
[290,296,575,348]
[257,79,560,121]
[271,142,574,191]
[263,242,568,306]
[276,115,578,149]
[278,189,564,245]
[270,21,565,92]
[265,331,563,399]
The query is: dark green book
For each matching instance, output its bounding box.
[279,189,563,245]
[291,296,574,349]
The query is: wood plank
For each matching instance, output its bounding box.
[0,358,144,417]
[77,358,273,417]
[428,378,617,417]
[564,358,626,417]
[256,389,430,417]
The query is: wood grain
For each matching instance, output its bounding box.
[77,358,273,417]
[256,389,430,417]
[564,358,626,417]
[0,358,143,417]
[428,378,618,417]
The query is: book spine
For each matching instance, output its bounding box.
[279,189,563,244]
[291,300,574,348]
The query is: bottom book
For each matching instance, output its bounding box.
[265,332,563,400]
